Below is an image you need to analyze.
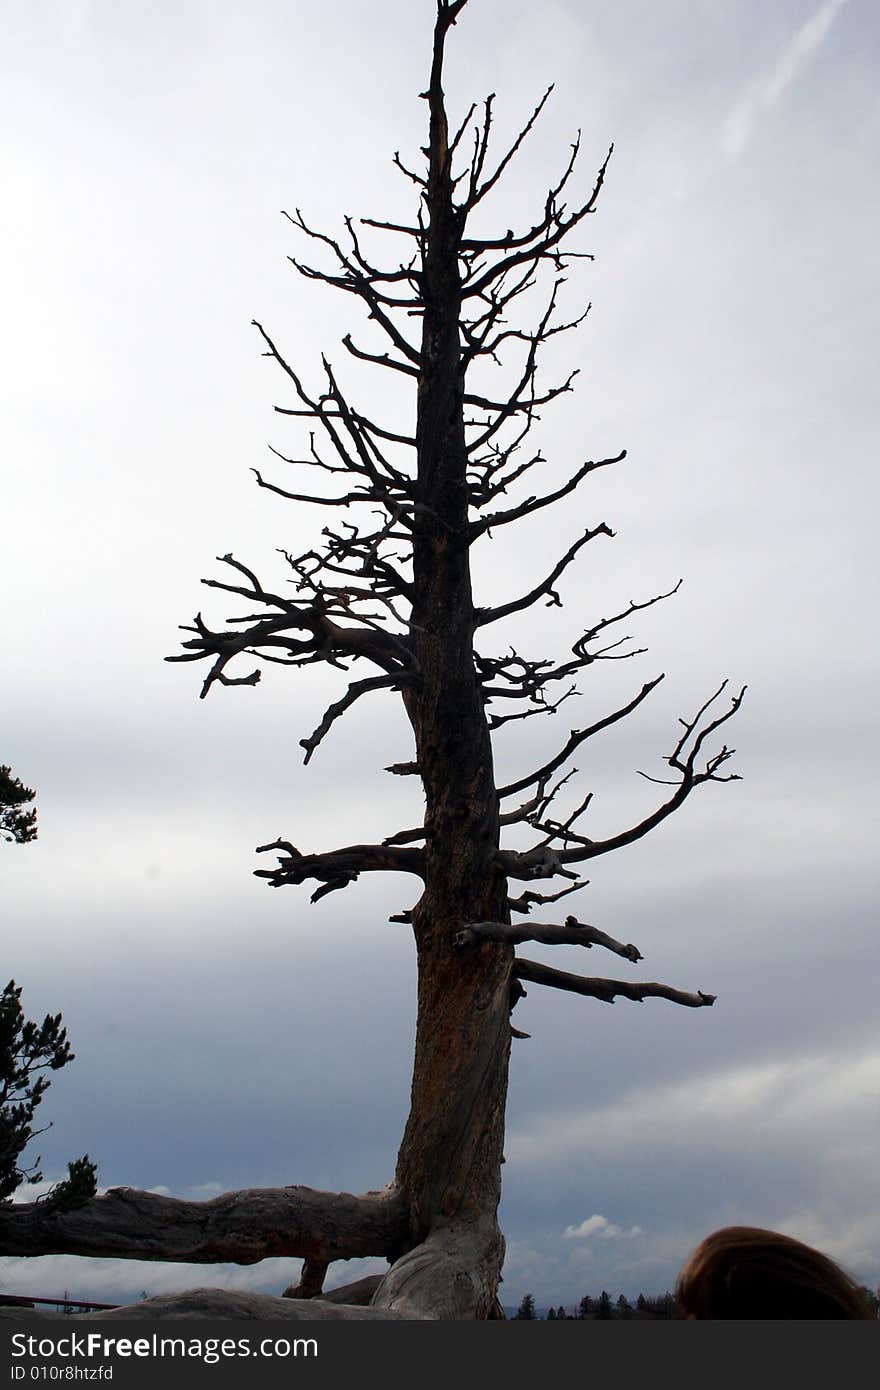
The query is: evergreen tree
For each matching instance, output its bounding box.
[556,1304,567,1320]
[643,1291,675,1319]
[578,1294,593,1319]
[515,1293,536,1320]
[636,1293,647,1311]
[0,981,95,1205]
[617,1293,632,1319]
[596,1290,612,1320]
[546,1305,556,1320]
[0,765,37,844]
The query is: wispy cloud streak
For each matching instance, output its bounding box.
[722,0,849,157]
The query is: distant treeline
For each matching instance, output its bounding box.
[513,1286,880,1320]
[513,1292,674,1320]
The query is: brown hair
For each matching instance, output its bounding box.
[675,1226,871,1320]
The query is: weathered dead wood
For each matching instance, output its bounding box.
[254,840,425,900]
[317,1274,385,1306]
[371,1215,504,1320]
[0,1185,407,1264]
[0,1289,421,1321]
[513,957,716,1009]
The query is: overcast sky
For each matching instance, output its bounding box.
[3,0,878,1309]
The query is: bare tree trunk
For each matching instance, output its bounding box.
[373,7,512,1317]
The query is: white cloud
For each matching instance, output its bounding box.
[564,1214,643,1241]
[186,1181,223,1199]
[721,0,849,157]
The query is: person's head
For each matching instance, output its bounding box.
[676,1226,870,1320]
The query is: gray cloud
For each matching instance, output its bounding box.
[3,0,877,1309]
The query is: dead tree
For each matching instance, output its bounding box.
[0,0,743,1319]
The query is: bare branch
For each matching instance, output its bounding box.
[513,958,715,1009]
[448,99,478,160]
[342,334,421,380]
[300,672,415,765]
[167,606,406,696]
[456,915,642,963]
[459,127,582,253]
[507,881,587,914]
[286,206,422,301]
[271,399,417,451]
[498,779,558,827]
[464,86,555,210]
[497,844,583,883]
[263,436,349,477]
[254,839,425,900]
[570,580,683,661]
[279,212,425,362]
[487,684,577,730]
[667,680,746,779]
[471,452,625,536]
[461,145,612,301]
[462,372,577,417]
[477,580,679,711]
[463,280,578,453]
[466,297,591,368]
[498,675,665,798]
[382,825,428,847]
[526,784,594,850]
[392,149,427,187]
[477,524,614,627]
[250,470,378,508]
[502,684,746,870]
[360,216,422,239]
